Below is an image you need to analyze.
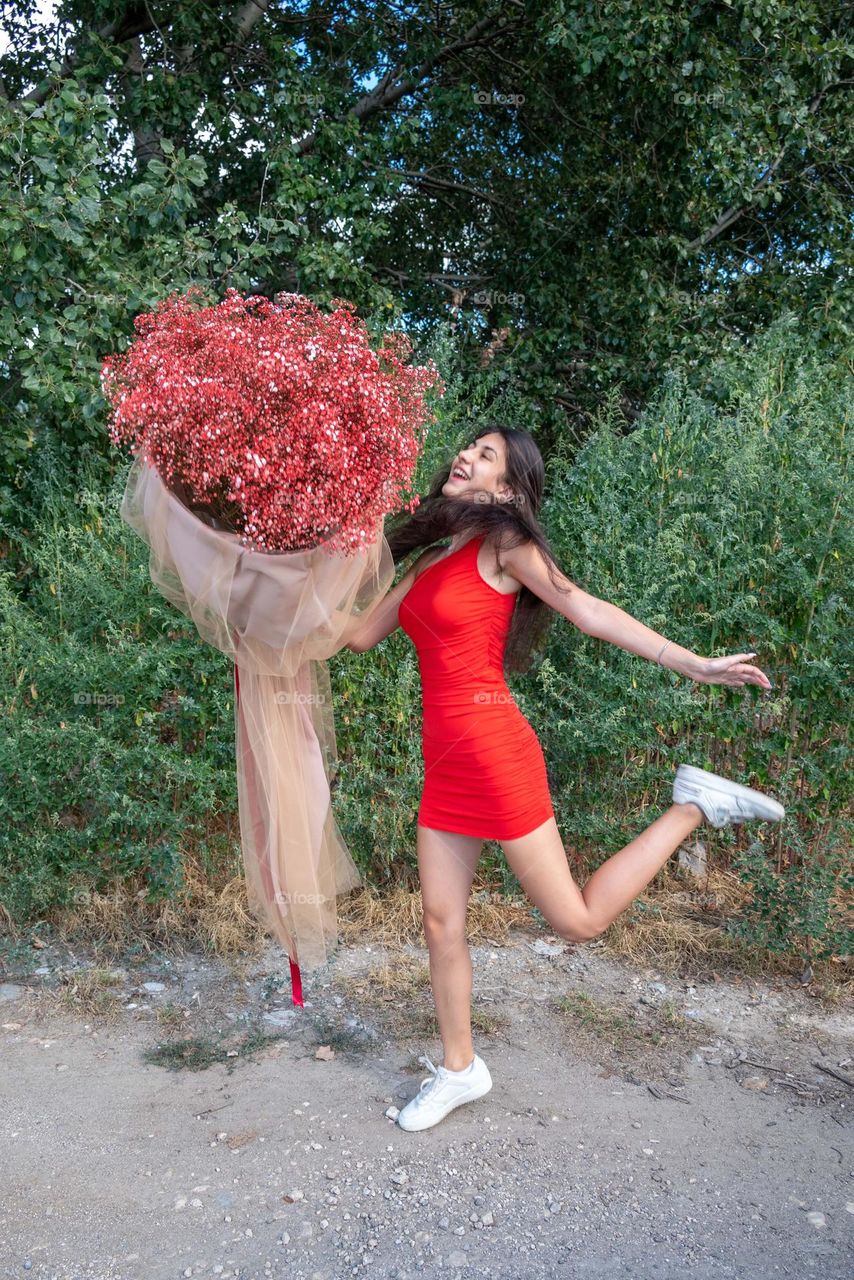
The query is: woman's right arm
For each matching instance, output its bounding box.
[344,548,438,652]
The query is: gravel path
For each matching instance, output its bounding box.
[1,932,852,1279]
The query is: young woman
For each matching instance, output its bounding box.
[344,426,784,1133]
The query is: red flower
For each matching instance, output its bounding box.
[102,288,443,554]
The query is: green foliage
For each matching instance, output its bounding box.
[0,306,849,960]
[1,0,852,519]
[529,313,852,959]
[0,463,239,919]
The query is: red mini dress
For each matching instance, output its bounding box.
[398,534,555,840]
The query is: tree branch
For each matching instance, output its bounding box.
[117,34,165,170]
[374,266,493,294]
[293,11,509,156]
[685,84,846,252]
[13,3,156,108]
[394,167,505,207]
[234,0,270,43]
[9,0,246,109]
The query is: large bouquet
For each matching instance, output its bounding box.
[103,288,442,1004]
[102,286,440,553]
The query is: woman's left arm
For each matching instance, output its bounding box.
[503,541,773,690]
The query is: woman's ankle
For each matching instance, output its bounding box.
[672,799,706,826]
[443,1052,475,1072]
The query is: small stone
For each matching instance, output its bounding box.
[806,1211,826,1229]
[0,984,23,1002]
[447,1250,468,1267]
[529,940,565,957]
[263,1008,297,1027]
[143,981,165,992]
[390,1169,408,1185]
[385,1106,400,1121]
[481,1211,494,1226]
[741,1076,768,1090]
[677,838,707,880]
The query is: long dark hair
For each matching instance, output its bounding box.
[385,425,571,674]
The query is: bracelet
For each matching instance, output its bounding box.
[656,640,672,665]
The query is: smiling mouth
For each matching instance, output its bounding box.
[451,467,470,480]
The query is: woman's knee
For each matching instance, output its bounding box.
[421,907,467,949]
[555,916,601,945]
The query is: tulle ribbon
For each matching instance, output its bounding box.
[119,455,394,1005]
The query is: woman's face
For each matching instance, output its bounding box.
[442,431,515,503]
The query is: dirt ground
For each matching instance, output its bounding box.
[1,925,852,1280]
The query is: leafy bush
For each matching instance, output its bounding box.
[0,466,239,919]
[1,314,850,962]
[530,313,852,960]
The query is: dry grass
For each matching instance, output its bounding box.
[24,852,270,963]
[13,850,850,1009]
[555,988,706,1061]
[336,879,533,949]
[40,967,126,1022]
[329,952,507,1042]
[600,866,854,1004]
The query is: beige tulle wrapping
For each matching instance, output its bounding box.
[119,454,395,986]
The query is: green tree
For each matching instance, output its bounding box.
[1,0,851,519]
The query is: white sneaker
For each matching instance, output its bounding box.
[673,764,785,829]
[396,1053,493,1132]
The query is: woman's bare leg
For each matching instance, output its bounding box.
[416,823,484,1071]
[499,802,705,943]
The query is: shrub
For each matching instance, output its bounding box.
[2,314,850,963]
[530,313,852,960]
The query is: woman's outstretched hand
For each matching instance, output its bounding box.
[694,652,773,689]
